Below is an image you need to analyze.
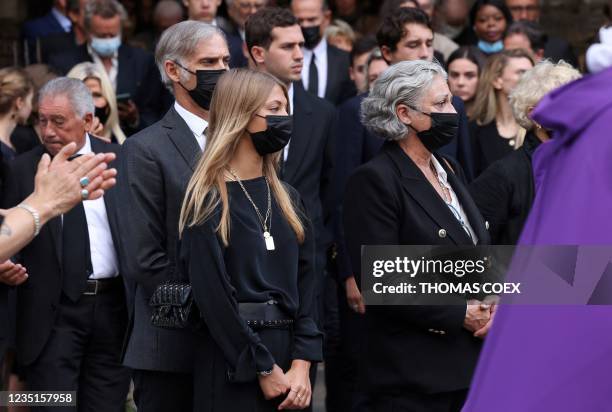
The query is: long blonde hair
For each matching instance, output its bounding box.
[67,62,127,143]
[469,49,534,125]
[179,69,305,245]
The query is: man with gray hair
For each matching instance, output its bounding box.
[2,77,130,410]
[48,0,171,135]
[117,21,230,411]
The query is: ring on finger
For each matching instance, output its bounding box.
[79,176,90,187]
[80,189,89,200]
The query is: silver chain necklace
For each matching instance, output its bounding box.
[228,169,275,251]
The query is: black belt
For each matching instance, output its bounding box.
[83,277,123,295]
[239,300,294,329]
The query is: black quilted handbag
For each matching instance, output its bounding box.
[149,281,200,329]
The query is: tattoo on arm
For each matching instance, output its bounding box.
[0,223,12,237]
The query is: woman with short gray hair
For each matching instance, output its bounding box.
[343,59,492,410]
[470,60,580,245]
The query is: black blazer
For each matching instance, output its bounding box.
[333,94,476,280]
[343,141,490,394]
[1,137,124,366]
[287,84,337,278]
[469,131,540,245]
[116,106,198,373]
[325,44,356,105]
[48,43,171,132]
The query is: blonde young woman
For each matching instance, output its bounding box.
[178,69,322,411]
[469,49,534,177]
[67,62,127,144]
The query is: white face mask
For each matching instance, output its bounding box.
[90,35,121,57]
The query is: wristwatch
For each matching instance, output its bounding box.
[257,368,273,376]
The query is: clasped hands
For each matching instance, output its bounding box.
[258,360,311,410]
[463,295,499,338]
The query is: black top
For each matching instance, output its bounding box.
[470,120,517,177]
[179,178,322,382]
[469,130,541,245]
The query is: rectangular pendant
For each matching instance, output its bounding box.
[264,234,275,251]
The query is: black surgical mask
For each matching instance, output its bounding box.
[175,61,225,110]
[409,107,459,152]
[95,105,110,125]
[301,26,322,49]
[249,115,293,156]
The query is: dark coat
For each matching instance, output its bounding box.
[287,83,337,277]
[343,141,490,394]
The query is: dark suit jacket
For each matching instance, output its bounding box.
[333,93,476,280]
[47,44,171,133]
[343,141,490,394]
[1,137,124,366]
[324,44,356,105]
[117,106,198,372]
[287,84,337,283]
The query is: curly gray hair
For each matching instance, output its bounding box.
[361,60,447,141]
[509,60,581,130]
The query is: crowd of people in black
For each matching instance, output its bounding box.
[0,0,610,411]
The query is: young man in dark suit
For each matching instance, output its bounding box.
[2,77,130,411]
[246,7,339,409]
[116,21,230,412]
[291,0,356,105]
[47,0,171,135]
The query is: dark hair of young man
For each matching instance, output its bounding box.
[376,7,432,53]
[245,7,298,54]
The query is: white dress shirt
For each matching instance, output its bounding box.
[431,156,478,244]
[174,101,208,151]
[301,39,328,99]
[51,7,72,33]
[88,44,119,91]
[73,135,119,279]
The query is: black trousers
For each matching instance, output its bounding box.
[26,285,130,412]
[132,369,193,412]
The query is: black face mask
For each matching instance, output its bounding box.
[249,115,293,156]
[301,25,322,49]
[95,105,110,125]
[409,108,459,152]
[175,61,225,110]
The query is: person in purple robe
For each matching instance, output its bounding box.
[464,66,612,411]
